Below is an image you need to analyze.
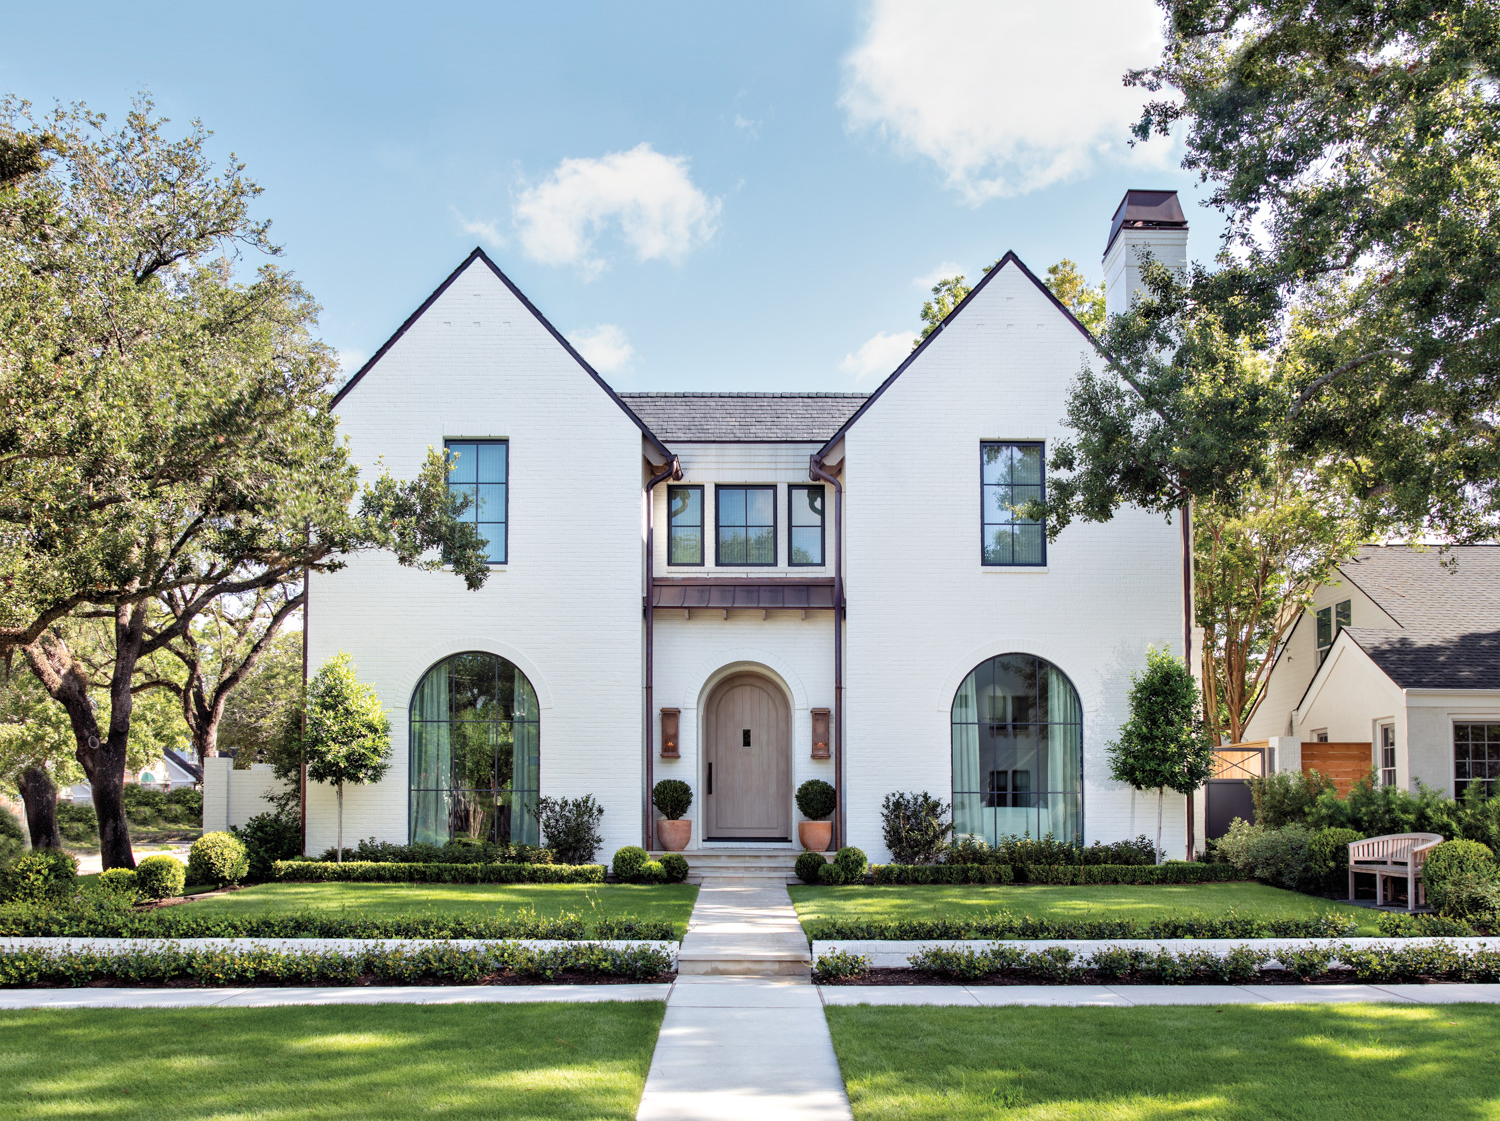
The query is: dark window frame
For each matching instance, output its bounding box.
[1316,598,1352,664]
[787,484,826,568]
[980,441,1047,568]
[1380,723,1397,788]
[714,484,778,567]
[1454,722,1500,800]
[666,484,705,567]
[444,438,509,565]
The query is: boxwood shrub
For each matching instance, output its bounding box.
[273,860,606,884]
[834,847,867,883]
[803,907,1358,942]
[135,856,187,900]
[659,853,690,884]
[867,862,1234,886]
[95,868,139,902]
[795,850,828,885]
[189,832,249,887]
[816,862,845,886]
[0,850,77,903]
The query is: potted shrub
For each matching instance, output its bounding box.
[653,779,693,851]
[796,779,836,852]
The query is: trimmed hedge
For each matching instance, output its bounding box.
[0,940,675,987]
[868,862,1236,886]
[803,908,1359,942]
[271,860,606,884]
[0,850,78,903]
[190,832,248,887]
[135,856,186,900]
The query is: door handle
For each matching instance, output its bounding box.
[707,762,713,795]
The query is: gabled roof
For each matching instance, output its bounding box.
[815,250,1101,458]
[330,247,673,461]
[164,748,203,783]
[1336,545,1500,632]
[619,393,868,443]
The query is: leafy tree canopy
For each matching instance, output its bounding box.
[1108,646,1213,797]
[302,653,390,790]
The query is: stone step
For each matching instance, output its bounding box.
[652,848,804,885]
[675,932,813,979]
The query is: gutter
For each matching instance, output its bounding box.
[643,455,683,850]
[809,453,845,850]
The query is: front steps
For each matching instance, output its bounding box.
[673,880,813,979]
[651,846,802,884]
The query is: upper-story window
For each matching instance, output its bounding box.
[667,485,704,566]
[981,442,1045,567]
[716,485,776,566]
[446,439,507,564]
[788,485,825,566]
[1316,599,1351,663]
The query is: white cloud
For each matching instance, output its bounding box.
[840,0,1170,204]
[912,261,965,289]
[839,330,914,380]
[454,209,506,248]
[513,143,722,278]
[567,324,636,375]
[734,114,762,139]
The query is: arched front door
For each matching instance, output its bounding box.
[704,672,791,841]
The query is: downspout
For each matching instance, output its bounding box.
[1181,501,1194,859]
[810,454,844,850]
[644,455,683,851]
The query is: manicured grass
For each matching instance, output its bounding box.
[789,882,1381,935]
[827,1003,1500,1120]
[0,1002,663,1119]
[184,882,700,935]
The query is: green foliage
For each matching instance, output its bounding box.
[215,628,304,761]
[273,860,606,885]
[796,850,828,885]
[945,834,1158,867]
[796,779,836,821]
[95,869,139,903]
[1377,911,1476,938]
[134,856,186,900]
[917,275,971,343]
[54,802,97,843]
[1043,259,1105,336]
[1305,828,1363,895]
[302,654,391,791]
[1108,647,1211,797]
[0,849,76,903]
[880,791,952,864]
[0,941,676,987]
[233,810,303,880]
[1433,874,1500,929]
[0,805,21,844]
[658,853,689,884]
[317,837,552,865]
[871,864,1014,885]
[189,831,249,887]
[651,780,692,821]
[1251,770,1336,829]
[611,846,649,881]
[804,908,1354,943]
[1425,840,1498,917]
[834,847,868,883]
[817,862,846,886]
[1214,819,1312,890]
[1010,862,1237,886]
[812,949,872,982]
[537,795,605,864]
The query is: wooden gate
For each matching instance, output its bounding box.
[1301,742,1372,795]
[1206,742,1268,841]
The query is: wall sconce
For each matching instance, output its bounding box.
[811,708,830,759]
[660,708,680,758]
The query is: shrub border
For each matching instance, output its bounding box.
[271,861,605,884]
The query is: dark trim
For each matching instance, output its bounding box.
[1329,561,1406,629]
[643,455,682,850]
[817,252,1102,459]
[331,247,674,461]
[665,484,705,567]
[714,484,778,567]
[979,441,1047,568]
[444,438,509,565]
[788,484,827,568]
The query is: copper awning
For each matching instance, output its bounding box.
[650,577,837,611]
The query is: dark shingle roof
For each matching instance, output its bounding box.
[1337,546,1500,689]
[620,393,869,443]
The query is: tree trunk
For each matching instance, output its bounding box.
[17,765,62,849]
[336,781,343,864]
[1156,787,1164,865]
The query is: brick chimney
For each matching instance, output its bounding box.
[1102,189,1189,319]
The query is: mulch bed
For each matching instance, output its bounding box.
[825,967,1448,986]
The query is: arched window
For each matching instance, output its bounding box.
[410,652,540,845]
[952,654,1081,845]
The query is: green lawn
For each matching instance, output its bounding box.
[827,1004,1500,1120]
[789,883,1381,935]
[184,882,700,935]
[0,1002,663,1120]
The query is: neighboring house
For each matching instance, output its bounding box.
[1242,545,1500,797]
[68,748,203,805]
[306,189,1195,862]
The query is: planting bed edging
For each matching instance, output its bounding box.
[814,937,1500,971]
[1,937,676,961]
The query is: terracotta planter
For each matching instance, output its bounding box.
[798,820,833,852]
[656,818,692,852]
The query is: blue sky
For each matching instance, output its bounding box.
[3,1,1225,391]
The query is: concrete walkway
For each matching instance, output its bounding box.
[638,880,853,1121]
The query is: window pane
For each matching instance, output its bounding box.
[719,488,745,525]
[719,529,746,564]
[791,526,822,565]
[746,488,775,525]
[476,442,507,482]
[984,485,1013,525]
[477,483,506,520]
[447,443,477,483]
[451,483,478,520]
[1336,600,1351,628]
[1012,445,1042,485]
[1014,524,1044,565]
[669,487,701,527]
[1010,484,1042,521]
[747,526,775,564]
[478,523,506,563]
[983,527,1013,565]
[670,528,702,565]
[792,487,823,525]
[981,444,1011,485]
[1317,608,1332,647]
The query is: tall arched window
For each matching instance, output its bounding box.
[952,654,1082,845]
[410,652,540,845]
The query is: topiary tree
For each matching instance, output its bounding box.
[302,654,392,863]
[1107,646,1214,863]
[796,779,836,821]
[652,780,692,821]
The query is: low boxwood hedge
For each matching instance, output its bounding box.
[271,860,606,884]
[804,908,1359,942]
[0,940,675,987]
[867,861,1236,886]
[872,864,1015,885]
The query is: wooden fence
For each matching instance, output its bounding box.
[1301,742,1372,796]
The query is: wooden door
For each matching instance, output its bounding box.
[704,673,791,840]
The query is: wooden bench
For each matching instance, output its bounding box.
[1347,833,1443,911]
